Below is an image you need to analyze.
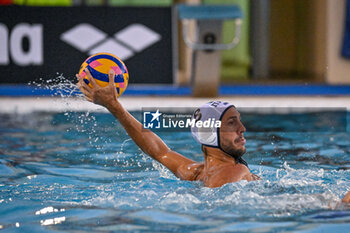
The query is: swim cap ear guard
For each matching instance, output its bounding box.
[191,101,233,147]
[191,101,248,167]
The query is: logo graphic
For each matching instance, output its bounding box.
[142,107,222,131]
[0,23,43,66]
[60,23,161,60]
[143,109,162,129]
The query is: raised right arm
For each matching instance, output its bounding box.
[76,69,197,179]
[106,99,196,172]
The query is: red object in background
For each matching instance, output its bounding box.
[0,0,13,4]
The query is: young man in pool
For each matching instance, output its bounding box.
[77,69,259,188]
[76,69,350,202]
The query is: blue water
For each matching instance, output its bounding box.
[1,110,350,232]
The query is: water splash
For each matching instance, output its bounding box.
[29,74,116,157]
[151,160,176,179]
[29,73,82,98]
[2,110,350,232]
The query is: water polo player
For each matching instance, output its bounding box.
[76,69,350,201]
[77,69,259,188]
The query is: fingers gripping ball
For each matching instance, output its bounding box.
[79,52,129,97]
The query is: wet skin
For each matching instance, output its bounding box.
[219,107,247,159]
[76,68,347,204]
[342,191,350,203]
[76,69,258,188]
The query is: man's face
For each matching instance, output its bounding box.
[219,107,246,158]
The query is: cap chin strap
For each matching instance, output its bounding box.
[214,105,248,166]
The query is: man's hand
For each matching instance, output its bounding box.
[76,69,118,108]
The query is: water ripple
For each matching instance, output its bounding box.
[0,111,350,232]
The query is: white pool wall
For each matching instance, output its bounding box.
[1,96,350,114]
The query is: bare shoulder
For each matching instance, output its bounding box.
[342,191,350,203]
[223,163,251,178]
[206,164,250,188]
[225,164,261,181]
[176,162,204,181]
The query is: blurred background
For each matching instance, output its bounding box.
[0,0,350,96]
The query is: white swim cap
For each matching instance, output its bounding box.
[191,101,234,148]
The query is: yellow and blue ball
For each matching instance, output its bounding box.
[79,52,129,97]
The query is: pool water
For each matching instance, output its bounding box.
[1,110,350,232]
